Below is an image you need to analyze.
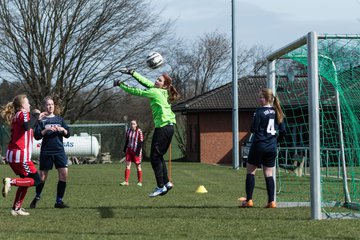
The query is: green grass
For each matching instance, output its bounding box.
[0,162,359,240]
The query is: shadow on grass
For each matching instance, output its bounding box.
[90,205,236,210]
[92,205,310,221]
[0,229,139,237]
[0,205,310,221]
[97,206,115,218]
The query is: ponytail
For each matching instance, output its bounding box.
[261,88,284,124]
[0,102,15,124]
[273,96,284,124]
[0,94,27,124]
[161,73,180,102]
[168,85,180,102]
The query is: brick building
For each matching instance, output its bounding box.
[173,74,313,165]
[173,76,268,165]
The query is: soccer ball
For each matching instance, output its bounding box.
[146,52,163,69]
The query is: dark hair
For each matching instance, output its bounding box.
[0,94,27,124]
[130,119,139,130]
[261,88,284,124]
[162,73,180,102]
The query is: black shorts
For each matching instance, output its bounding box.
[247,148,277,168]
[39,152,68,171]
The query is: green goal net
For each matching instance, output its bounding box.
[270,34,360,219]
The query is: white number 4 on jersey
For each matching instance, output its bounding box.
[266,119,277,135]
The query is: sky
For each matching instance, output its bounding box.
[151,0,360,50]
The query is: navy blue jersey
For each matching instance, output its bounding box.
[34,116,70,154]
[250,106,286,152]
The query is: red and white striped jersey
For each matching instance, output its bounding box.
[6,111,33,163]
[125,128,143,155]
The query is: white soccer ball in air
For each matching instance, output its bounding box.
[146,51,164,69]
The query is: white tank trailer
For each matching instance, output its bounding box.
[32,133,100,158]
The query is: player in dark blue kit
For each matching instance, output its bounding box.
[30,96,71,209]
[239,88,285,208]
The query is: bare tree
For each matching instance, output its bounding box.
[237,44,272,77]
[167,31,231,99]
[192,32,231,95]
[0,0,173,122]
[167,33,272,100]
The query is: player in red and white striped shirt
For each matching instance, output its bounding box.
[0,94,46,216]
[120,120,144,186]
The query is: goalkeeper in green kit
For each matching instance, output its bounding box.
[114,68,180,197]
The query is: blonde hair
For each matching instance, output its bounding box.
[42,96,63,115]
[0,94,27,124]
[261,88,284,124]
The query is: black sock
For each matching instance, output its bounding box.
[265,176,275,203]
[56,181,67,203]
[246,174,255,200]
[35,182,45,198]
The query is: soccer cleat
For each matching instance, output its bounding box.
[2,178,11,197]
[54,201,69,208]
[148,186,167,197]
[239,199,254,208]
[165,182,173,191]
[265,201,276,208]
[11,208,30,216]
[160,182,174,196]
[137,182,142,187]
[238,197,246,202]
[30,197,40,209]
[120,181,129,186]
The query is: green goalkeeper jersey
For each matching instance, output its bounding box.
[119,71,176,128]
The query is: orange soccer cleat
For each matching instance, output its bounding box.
[239,197,254,208]
[265,201,276,208]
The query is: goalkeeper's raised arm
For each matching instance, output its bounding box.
[114,70,180,198]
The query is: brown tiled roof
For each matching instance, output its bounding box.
[172,76,267,112]
[173,65,360,116]
[172,75,321,113]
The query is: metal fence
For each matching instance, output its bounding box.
[0,123,127,163]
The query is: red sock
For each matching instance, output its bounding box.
[125,169,130,182]
[13,187,28,210]
[137,170,143,183]
[11,178,35,187]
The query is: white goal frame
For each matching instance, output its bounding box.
[266,31,360,220]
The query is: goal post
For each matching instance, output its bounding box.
[266,32,360,220]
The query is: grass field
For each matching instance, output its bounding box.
[0,162,359,240]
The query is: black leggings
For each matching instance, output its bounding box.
[150,125,174,188]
